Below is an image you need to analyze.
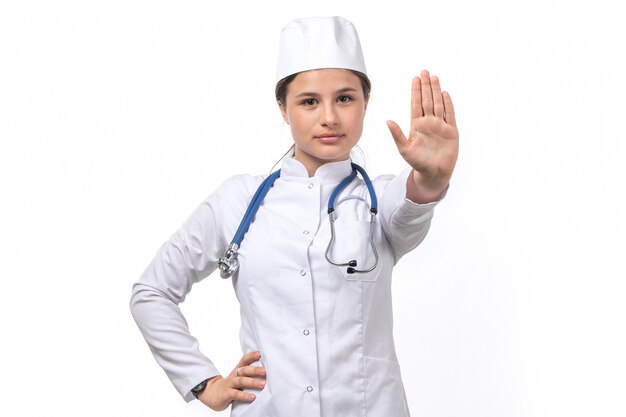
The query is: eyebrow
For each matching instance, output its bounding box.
[295,87,358,98]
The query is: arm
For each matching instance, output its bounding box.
[130,198,224,402]
[130,176,268,407]
[378,168,442,263]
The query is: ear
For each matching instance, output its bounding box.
[277,100,289,124]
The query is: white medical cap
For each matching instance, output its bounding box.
[276,16,367,83]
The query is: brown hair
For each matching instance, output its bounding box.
[275,70,371,105]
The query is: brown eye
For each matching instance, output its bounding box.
[301,98,317,106]
[337,95,352,103]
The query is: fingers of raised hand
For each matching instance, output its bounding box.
[431,76,444,118]
[419,70,434,115]
[442,91,456,127]
[414,70,451,121]
[411,76,423,119]
[386,120,409,154]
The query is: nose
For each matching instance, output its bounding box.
[319,102,338,127]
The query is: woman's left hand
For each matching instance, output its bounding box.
[386,70,459,204]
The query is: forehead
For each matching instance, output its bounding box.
[288,68,361,94]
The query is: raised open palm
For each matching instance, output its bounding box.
[387,70,459,202]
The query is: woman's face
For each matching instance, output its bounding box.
[279,68,368,176]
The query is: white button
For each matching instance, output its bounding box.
[306,385,313,392]
[307,183,314,189]
[303,329,310,336]
[300,270,306,276]
[303,230,310,235]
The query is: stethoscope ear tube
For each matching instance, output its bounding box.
[232,170,281,245]
[218,163,379,279]
[351,163,378,212]
[325,208,379,274]
[218,170,281,278]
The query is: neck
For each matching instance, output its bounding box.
[293,150,350,177]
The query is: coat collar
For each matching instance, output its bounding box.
[280,157,353,182]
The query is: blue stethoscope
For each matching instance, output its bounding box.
[218,163,379,278]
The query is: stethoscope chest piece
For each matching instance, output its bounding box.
[218,243,240,278]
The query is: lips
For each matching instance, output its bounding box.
[315,132,344,143]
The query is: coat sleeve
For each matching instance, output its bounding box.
[376,167,447,264]
[129,175,259,402]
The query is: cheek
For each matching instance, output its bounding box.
[288,111,315,132]
[345,109,366,131]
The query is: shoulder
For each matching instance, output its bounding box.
[182,173,266,237]
[368,168,413,208]
[204,173,271,217]
[218,173,265,195]
[372,173,397,184]
[370,169,411,191]
[203,173,266,210]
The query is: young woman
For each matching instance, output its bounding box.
[131,16,458,417]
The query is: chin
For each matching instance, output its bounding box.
[319,154,351,163]
[315,147,351,160]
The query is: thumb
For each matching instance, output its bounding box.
[386,120,408,153]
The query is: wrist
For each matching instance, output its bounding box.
[191,379,209,399]
[197,375,224,409]
[406,170,447,204]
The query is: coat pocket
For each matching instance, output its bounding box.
[364,356,411,417]
[327,219,381,282]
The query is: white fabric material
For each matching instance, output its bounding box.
[276,16,367,82]
[130,157,441,416]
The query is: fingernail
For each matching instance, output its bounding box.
[260,368,266,376]
[249,394,256,400]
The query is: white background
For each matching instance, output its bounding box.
[1,1,625,416]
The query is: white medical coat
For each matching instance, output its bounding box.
[130,158,441,417]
